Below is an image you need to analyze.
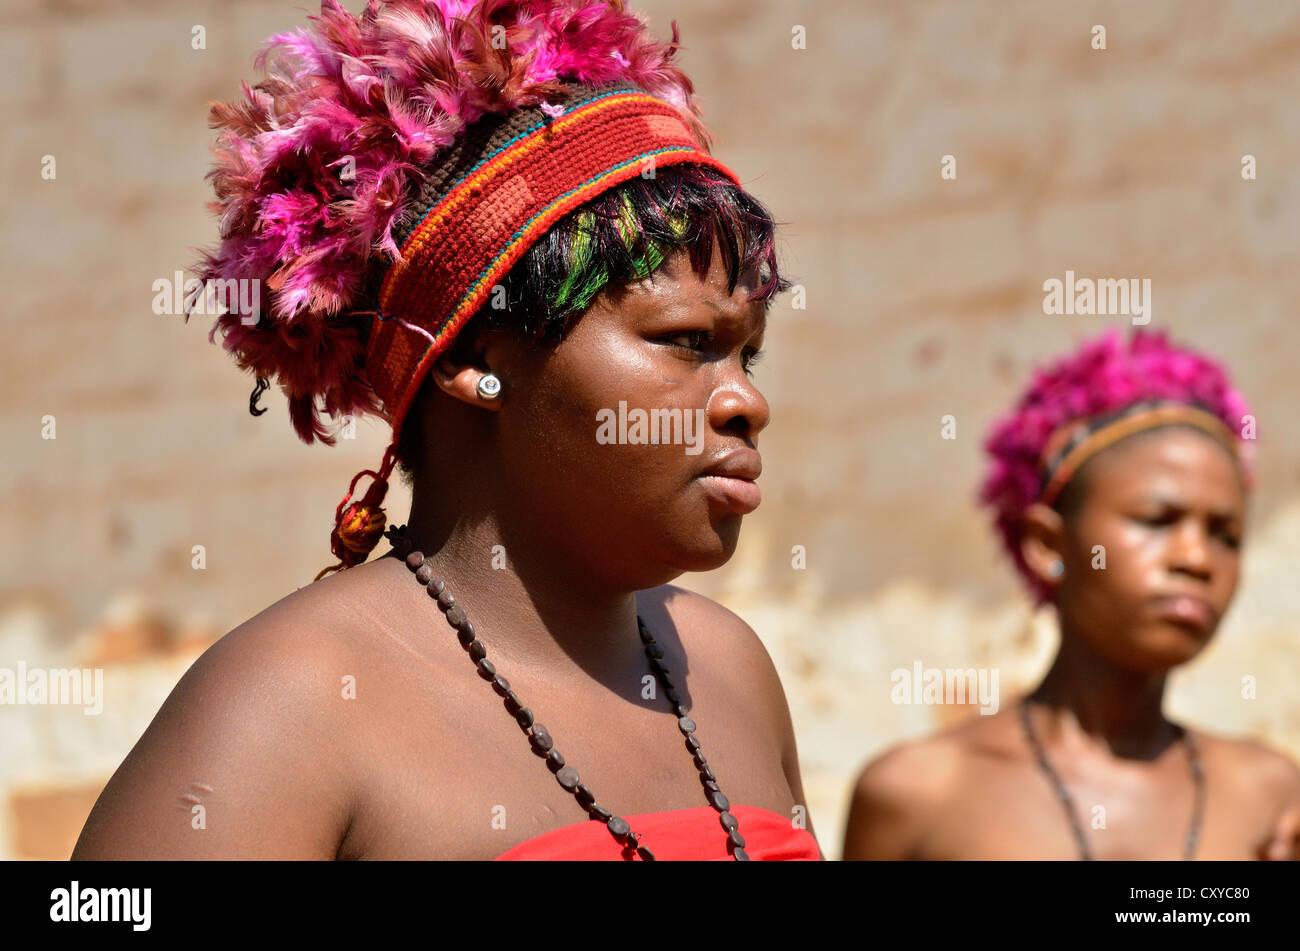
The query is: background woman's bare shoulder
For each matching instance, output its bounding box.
[843,711,1013,859]
[1193,728,1300,812]
[72,566,386,859]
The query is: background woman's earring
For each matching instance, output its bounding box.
[1048,560,1065,578]
[476,373,502,400]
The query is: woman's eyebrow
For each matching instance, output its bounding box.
[700,297,767,337]
[1137,493,1242,522]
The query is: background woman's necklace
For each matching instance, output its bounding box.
[387,524,749,861]
[1018,699,1205,860]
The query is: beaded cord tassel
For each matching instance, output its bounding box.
[313,443,401,582]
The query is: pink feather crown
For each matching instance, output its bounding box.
[187,0,715,445]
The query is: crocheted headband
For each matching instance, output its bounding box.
[188,1,740,580]
[1036,401,1244,508]
[370,80,738,441]
[981,329,1255,604]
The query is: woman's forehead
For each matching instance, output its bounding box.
[1084,426,1246,506]
[615,252,766,318]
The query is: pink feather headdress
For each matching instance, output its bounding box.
[187,0,714,445]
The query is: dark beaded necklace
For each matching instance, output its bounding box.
[385,524,749,861]
[1018,698,1205,861]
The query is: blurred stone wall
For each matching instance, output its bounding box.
[3,0,1298,859]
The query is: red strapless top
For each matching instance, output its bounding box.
[494,804,820,861]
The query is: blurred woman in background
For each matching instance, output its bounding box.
[844,329,1300,860]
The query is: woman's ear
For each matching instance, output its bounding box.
[430,344,505,411]
[1020,502,1067,592]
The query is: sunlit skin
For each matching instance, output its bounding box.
[72,246,821,859]
[844,426,1300,860]
[1050,427,1243,675]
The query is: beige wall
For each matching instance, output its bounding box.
[3,0,1298,859]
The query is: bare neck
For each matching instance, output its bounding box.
[1027,620,1183,760]
[390,477,644,681]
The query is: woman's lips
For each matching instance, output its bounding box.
[697,474,762,514]
[697,448,762,514]
[1150,595,1213,631]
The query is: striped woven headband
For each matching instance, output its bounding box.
[1037,402,1244,507]
[365,80,741,442]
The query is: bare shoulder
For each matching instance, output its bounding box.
[1193,728,1300,810]
[635,583,785,702]
[843,712,1008,860]
[637,584,768,657]
[169,560,388,713]
[73,569,375,859]
[852,708,1015,797]
[850,729,967,813]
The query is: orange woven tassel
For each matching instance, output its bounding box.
[314,442,399,582]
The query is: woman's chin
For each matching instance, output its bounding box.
[671,533,741,573]
[1110,630,1214,673]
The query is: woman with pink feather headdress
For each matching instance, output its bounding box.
[73,0,819,861]
[843,329,1300,860]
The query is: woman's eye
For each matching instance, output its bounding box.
[1136,512,1176,527]
[663,331,709,351]
[658,334,765,376]
[1212,524,1242,549]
